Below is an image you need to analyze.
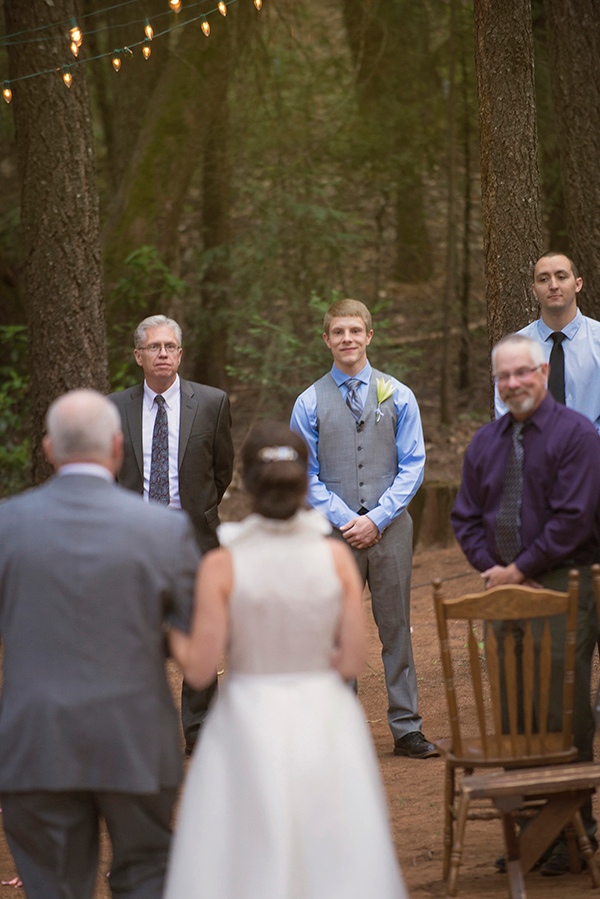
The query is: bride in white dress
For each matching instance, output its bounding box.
[166,422,407,899]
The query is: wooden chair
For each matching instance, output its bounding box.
[433,570,600,897]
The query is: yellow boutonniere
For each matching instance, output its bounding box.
[375,377,395,422]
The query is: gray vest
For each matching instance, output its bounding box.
[314,369,398,512]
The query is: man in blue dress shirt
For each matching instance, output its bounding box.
[495,251,600,432]
[291,298,437,759]
[453,333,600,875]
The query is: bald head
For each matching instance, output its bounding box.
[44,390,123,473]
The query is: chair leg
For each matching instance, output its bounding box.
[502,813,527,899]
[447,789,470,897]
[565,822,582,874]
[442,764,455,881]
[572,810,600,888]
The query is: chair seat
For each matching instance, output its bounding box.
[435,734,578,769]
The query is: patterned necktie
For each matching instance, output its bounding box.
[495,421,525,564]
[547,331,566,404]
[344,378,363,421]
[149,395,169,505]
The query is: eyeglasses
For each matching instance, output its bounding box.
[493,364,542,385]
[137,343,181,355]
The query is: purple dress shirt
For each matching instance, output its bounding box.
[451,393,600,578]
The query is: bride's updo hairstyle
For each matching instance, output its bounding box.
[242,421,308,520]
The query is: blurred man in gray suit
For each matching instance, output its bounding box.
[0,390,200,899]
[109,315,234,753]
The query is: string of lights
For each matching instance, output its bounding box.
[0,0,264,103]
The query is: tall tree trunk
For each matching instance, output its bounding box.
[191,98,231,389]
[4,0,109,484]
[474,0,542,354]
[103,5,253,285]
[543,0,600,319]
[341,0,435,283]
[458,41,473,392]
[440,0,457,425]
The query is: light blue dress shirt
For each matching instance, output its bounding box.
[290,361,425,532]
[495,310,600,433]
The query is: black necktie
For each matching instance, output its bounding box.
[547,332,566,404]
[149,395,169,505]
[495,421,525,564]
[344,378,363,421]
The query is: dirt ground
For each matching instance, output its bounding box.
[2,540,599,898]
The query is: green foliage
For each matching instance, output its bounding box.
[0,325,30,496]
[107,246,188,389]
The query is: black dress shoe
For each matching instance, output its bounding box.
[393,731,439,759]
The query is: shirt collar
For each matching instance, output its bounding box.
[538,307,582,342]
[501,391,555,434]
[143,374,180,410]
[58,463,114,482]
[330,360,372,387]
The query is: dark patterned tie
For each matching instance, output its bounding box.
[495,421,525,564]
[548,331,566,404]
[344,378,363,421]
[149,395,169,505]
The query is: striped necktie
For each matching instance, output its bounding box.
[344,378,363,421]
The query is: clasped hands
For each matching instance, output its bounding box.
[340,515,381,549]
[482,563,542,590]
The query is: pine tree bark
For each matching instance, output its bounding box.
[4,0,109,484]
[473,0,542,350]
[543,0,600,319]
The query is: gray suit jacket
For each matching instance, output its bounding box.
[109,378,234,552]
[0,474,199,793]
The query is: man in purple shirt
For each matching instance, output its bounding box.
[452,333,600,875]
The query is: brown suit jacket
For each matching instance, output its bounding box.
[109,378,234,552]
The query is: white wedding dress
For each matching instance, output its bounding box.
[164,510,407,899]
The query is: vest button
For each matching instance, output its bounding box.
[357,446,362,451]
[359,482,364,487]
[358,463,363,469]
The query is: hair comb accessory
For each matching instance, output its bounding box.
[257,446,299,462]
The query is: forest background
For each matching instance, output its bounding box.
[0,0,599,498]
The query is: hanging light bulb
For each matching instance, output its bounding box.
[201,17,211,36]
[62,67,73,88]
[70,41,79,58]
[2,82,12,104]
[169,0,182,12]
[254,0,262,9]
[142,39,152,60]
[218,1,227,14]
[69,19,82,46]
[144,19,154,40]
[112,52,121,72]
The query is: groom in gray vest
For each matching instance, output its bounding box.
[291,299,437,758]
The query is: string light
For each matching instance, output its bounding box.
[0,0,269,107]
[69,19,83,46]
